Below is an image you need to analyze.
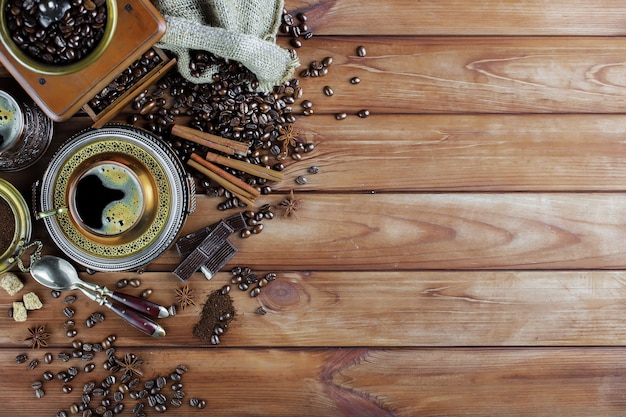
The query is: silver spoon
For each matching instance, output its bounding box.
[30,255,167,337]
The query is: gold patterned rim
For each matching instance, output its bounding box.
[52,139,170,258]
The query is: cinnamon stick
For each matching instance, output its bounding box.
[172,125,250,156]
[205,151,285,182]
[187,154,259,206]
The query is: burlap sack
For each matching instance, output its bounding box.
[153,0,299,91]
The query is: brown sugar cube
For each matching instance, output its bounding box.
[13,301,27,322]
[23,292,43,310]
[1,273,23,296]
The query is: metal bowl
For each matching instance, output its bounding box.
[38,124,195,272]
[0,0,117,75]
[0,178,32,273]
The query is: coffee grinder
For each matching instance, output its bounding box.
[0,0,172,123]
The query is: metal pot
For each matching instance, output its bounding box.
[0,0,117,75]
[37,124,196,272]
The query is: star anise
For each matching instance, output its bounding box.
[24,325,50,349]
[277,124,299,155]
[175,284,196,310]
[113,353,144,377]
[278,189,301,218]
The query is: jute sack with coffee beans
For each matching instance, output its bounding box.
[153,0,299,92]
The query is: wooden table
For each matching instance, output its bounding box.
[3,1,626,415]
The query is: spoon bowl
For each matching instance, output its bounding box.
[30,255,92,291]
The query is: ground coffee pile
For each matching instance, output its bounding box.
[0,197,15,253]
[193,287,235,344]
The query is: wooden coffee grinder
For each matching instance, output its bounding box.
[0,0,173,123]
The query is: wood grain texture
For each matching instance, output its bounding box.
[3,270,626,348]
[287,0,626,36]
[1,347,626,416]
[149,193,626,271]
[1,0,626,415]
[289,37,626,114]
[274,115,626,192]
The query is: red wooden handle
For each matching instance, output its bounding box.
[108,303,166,337]
[109,291,169,319]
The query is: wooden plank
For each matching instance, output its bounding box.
[275,114,626,192]
[150,193,626,271]
[291,36,626,114]
[286,0,626,36]
[7,113,626,193]
[1,347,626,416]
[4,270,626,348]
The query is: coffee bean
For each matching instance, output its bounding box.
[335,112,348,120]
[63,307,75,319]
[84,363,95,373]
[8,307,13,318]
[44,352,53,364]
[323,86,334,96]
[357,46,367,57]
[140,289,153,298]
[350,76,361,84]
[63,385,73,394]
[116,279,129,288]
[129,279,142,288]
[290,38,302,48]
[51,290,61,298]
[255,306,267,315]
[64,294,77,304]
[29,359,39,370]
[16,354,28,364]
[66,329,78,338]
[31,381,43,390]
[295,175,308,185]
[43,371,54,381]
[357,109,370,118]
[35,388,45,398]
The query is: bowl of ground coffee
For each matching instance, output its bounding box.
[0,0,117,75]
[0,178,32,273]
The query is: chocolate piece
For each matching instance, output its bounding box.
[198,240,238,280]
[175,213,246,257]
[173,221,235,281]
